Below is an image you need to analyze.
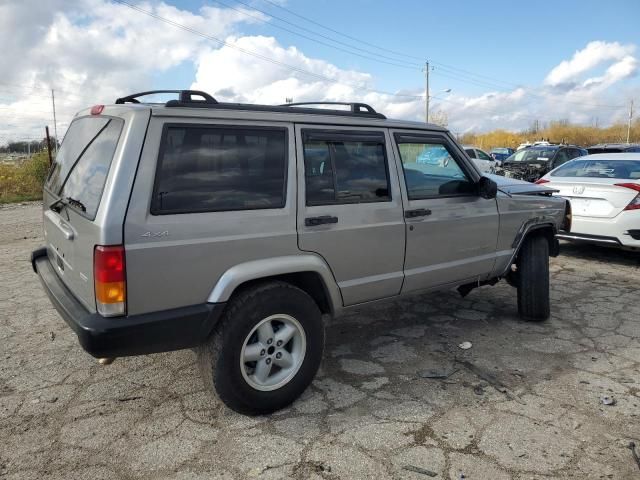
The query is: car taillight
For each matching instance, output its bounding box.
[90,105,104,115]
[535,178,550,184]
[94,245,126,316]
[615,183,640,211]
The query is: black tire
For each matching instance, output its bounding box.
[197,281,324,415]
[517,234,550,321]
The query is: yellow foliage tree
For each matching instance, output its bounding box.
[460,119,639,151]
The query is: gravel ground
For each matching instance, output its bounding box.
[1,202,639,479]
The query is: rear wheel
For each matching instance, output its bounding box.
[517,234,550,321]
[197,281,324,415]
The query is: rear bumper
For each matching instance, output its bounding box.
[556,232,622,246]
[31,247,225,358]
[559,213,640,248]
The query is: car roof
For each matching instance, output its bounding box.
[588,143,640,148]
[577,153,640,161]
[76,90,450,133]
[79,102,449,133]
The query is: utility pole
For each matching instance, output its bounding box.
[51,89,58,155]
[424,61,430,123]
[627,99,634,144]
[45,126,53,166]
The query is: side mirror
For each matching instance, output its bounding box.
[478,176,498,199]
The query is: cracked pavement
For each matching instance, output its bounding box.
[1,202,639,479]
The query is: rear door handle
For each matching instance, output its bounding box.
[305,215,339,227]
[405,208,432,219]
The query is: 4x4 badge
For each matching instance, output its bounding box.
[573,186,585,194]
[141,231,169,238]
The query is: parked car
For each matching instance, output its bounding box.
[500,144,587,183]
[536,153,640,250]
[416,145,450,167]
[587,143,640,154]
[463,145,498,172]
[31,90,568,415]
[517,141,553,151]
[490,147,514,162]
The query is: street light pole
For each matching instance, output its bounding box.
[424,61,430,123]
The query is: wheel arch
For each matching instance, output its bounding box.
[207,255,343,316]
[501,219,559,279]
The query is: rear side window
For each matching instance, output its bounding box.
[302,131,390,206]
[551,159,640,179]
[46,116,124,219]
[151,126,287,214]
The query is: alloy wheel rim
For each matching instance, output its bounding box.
[240,314,306,391]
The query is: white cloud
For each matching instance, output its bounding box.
[0,2,638,144]
[190,36,637,134]
[544,41,637,87]
[0,0,262,142]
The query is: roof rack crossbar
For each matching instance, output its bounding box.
[115,90,218,105]
[280,101,379,115]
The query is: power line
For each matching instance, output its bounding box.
[256,0,625,109]
[112,0,426,100]
[214,0,421,69]
[258,0,426,63]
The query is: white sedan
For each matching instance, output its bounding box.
[463,145,498,173]
[536,153,640,250]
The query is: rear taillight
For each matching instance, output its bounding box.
[535,178,550,184]
[615,183,640,211]
[94,245,126,316]
[90,104,104,115]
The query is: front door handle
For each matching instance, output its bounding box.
[405,208,432,218]
[305,215,339,227]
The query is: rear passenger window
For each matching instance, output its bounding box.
[303,131,390,206]
[151,126,287,214]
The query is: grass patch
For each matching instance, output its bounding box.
[0,152,50,204]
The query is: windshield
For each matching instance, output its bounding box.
[551,159,640,179]
[45,116,124,219]
[492,148,510,154]
[506,148,557,163]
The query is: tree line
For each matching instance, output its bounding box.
[460,119,639,150]
[0,138,60,154]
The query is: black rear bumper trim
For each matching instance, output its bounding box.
[33,250,224,358]
[556,233,622,246]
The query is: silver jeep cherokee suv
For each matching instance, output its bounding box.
[32,90,570,415]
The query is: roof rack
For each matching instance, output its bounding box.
[114,89,386,119]
[115,90,217,105]
[279,101,380,115]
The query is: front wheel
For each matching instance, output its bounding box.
[197,281,324,415]
[516,235,550,321]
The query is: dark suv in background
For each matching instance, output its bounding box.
[587,143,640,154]
[499,144,587,182]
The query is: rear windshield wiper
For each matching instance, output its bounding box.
[49,196,68,213]
[49,196,86,213]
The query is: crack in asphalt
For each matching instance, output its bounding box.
[1,203,639,479]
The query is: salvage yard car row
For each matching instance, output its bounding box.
[472,141,640,250]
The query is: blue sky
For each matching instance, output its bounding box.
[165,0,640,95]
[1,0,639,142]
